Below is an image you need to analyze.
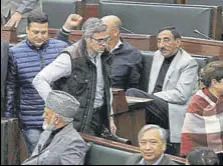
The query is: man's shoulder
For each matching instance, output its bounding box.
[161,155,179,165]
[9,40,27,53]
[121,42,141,54]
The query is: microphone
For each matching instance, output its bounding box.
[120,26,135,34]
[193,29,212,40]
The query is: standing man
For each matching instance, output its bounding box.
[4,9,68,155]
[125,124,177,165]
[1,40,9,116]
[57,15,142,91]
[126,26,198,155]
[101,15,142,90]
[1,0,41,35]
[22,90,88,165]
[33,17,117,137]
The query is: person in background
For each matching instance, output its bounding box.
[126,26,198,156]
[185,147,219,165]
[33,17,117,137]
[125,124,177,165]
[22,90,88,165]
[181,61,223,164]
[1,39,9,116]
[4,9,68,155]
[1,0,41,35]
[101,15,142,91]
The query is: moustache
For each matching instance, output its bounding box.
[160,47,167,52]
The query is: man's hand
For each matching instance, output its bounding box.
[4,12,23,28]
[109,116,117,135]
[63,14,83,31]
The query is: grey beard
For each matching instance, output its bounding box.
[42,118,56,131]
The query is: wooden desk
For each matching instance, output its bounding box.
[1,26,18,43]
[112,88,152,146]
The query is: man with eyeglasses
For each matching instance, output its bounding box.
[33,17,117,137]
[57,14,142,91]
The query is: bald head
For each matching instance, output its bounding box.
[101,15,122,30]
[101,15,122,51]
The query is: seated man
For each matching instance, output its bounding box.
[22,90,88,165]
[186,147,219,165]
[125,124,177,165]
[181,61,223,163]
[126,26,198,155]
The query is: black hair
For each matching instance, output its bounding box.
[158,25,181,39]
[27,9,48,27]
[187,147,219,165]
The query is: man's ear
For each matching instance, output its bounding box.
[211,79,218,86]
[162,143,167,151]
[54,114,60,125]
[26,26,29,34]
[176,38,181,47]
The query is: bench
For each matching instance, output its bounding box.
[99,0,222,40]
[81,133,186,165]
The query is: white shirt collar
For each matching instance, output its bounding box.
[139,154,164,165]
[110,39,122,53]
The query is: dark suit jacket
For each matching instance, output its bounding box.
[1,40,9,115]
[125,153,178,165]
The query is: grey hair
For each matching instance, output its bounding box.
[81,17,107,38]
[138,124,168,143]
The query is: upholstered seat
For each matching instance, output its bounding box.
[99,1,222,39]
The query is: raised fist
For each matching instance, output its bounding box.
[63,14,83,31]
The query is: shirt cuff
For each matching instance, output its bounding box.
[62,26,72,33]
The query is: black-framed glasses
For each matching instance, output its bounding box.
[91,36,110,44]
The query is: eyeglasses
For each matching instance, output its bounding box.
[91,36,110,44]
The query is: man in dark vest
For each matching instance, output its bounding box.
[33,17,117,136]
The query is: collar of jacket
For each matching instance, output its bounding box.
[26,39,49,50]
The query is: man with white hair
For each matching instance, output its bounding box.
[22,90,88,165]
[125,124,177,165]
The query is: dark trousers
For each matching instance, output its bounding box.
[126,88,169,129]
[87,105,105,137]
